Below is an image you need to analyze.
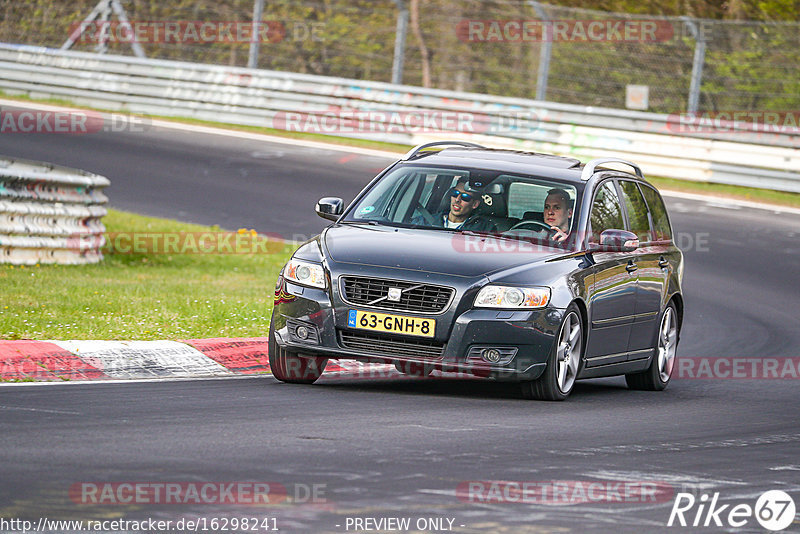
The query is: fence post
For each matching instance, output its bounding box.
[683,17,707,113]
[61,0,145,58]
[392,0,409,84]
[248,0,265,69]
[109,0,146,58]
[530,1,551,101]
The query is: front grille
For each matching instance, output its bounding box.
[340,276,454,314]
[339,331,445,360]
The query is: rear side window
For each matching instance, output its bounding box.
[640,185,673,241]
[589,181,624,241]
[507,181,576,219]
[619,181,651,243]
[508,182,549,219]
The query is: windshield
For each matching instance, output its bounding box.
[343,165,580,249]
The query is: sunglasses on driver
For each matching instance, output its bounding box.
[449,189,475,202]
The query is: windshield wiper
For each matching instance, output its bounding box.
[339,220,379,226]
[339,220,429,230]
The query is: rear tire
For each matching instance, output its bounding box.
[521,304,583,401]
[626,302,678,391]
[268,319,327,384]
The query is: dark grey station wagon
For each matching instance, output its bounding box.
[269,142,684,400]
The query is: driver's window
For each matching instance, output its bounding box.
[589,181,624,243]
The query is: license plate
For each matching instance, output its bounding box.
[347,309,435,338]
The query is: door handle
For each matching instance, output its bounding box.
[626,261,638,273]
[658,257,670,268]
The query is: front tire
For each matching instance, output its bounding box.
[626,302,678,391]
[521,304,583,401]
[268,320,327,384]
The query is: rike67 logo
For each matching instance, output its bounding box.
[668,490,796,531]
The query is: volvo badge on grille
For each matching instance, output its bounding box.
[387,287,402,302]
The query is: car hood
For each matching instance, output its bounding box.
[322,224,562,278]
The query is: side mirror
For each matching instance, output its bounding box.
[588,229,639,253]
[316,197,344,221]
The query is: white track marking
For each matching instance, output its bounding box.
[0,405,81,415]
[50,340,230,379]
[0,374,263,387]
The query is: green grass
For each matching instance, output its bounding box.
[4,92,799,208]
[0,210,294,340]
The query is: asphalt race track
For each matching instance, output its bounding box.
[1,114,799,533]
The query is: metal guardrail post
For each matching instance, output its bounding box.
[110,0,146,58]
[530,1,552,102]
[248,0,266,69]
[683,17,707,113]
[392,0,409,85]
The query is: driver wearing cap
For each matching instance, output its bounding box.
[433,178,497,232]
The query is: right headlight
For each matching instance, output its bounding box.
[283,259,327,289]
[474,285,550,309]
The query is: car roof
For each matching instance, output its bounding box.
[401,147,645,185]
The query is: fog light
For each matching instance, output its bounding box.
[468,346,518,365]
[287,319,319,345]
[482,348,501,363]
[295,325,310,340]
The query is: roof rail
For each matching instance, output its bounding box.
[580,158,643,181]
[401,141,486,161]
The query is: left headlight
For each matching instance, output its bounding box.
[474,285,550,309]
[284,259,327,289]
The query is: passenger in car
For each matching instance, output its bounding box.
[544,188,573,243]
[419,178,498,232]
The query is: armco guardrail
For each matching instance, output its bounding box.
[0,43,798,192]
[0,156,108,265]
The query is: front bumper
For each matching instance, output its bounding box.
[272,279,564,381]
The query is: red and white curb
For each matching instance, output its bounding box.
[0,339,392,382]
